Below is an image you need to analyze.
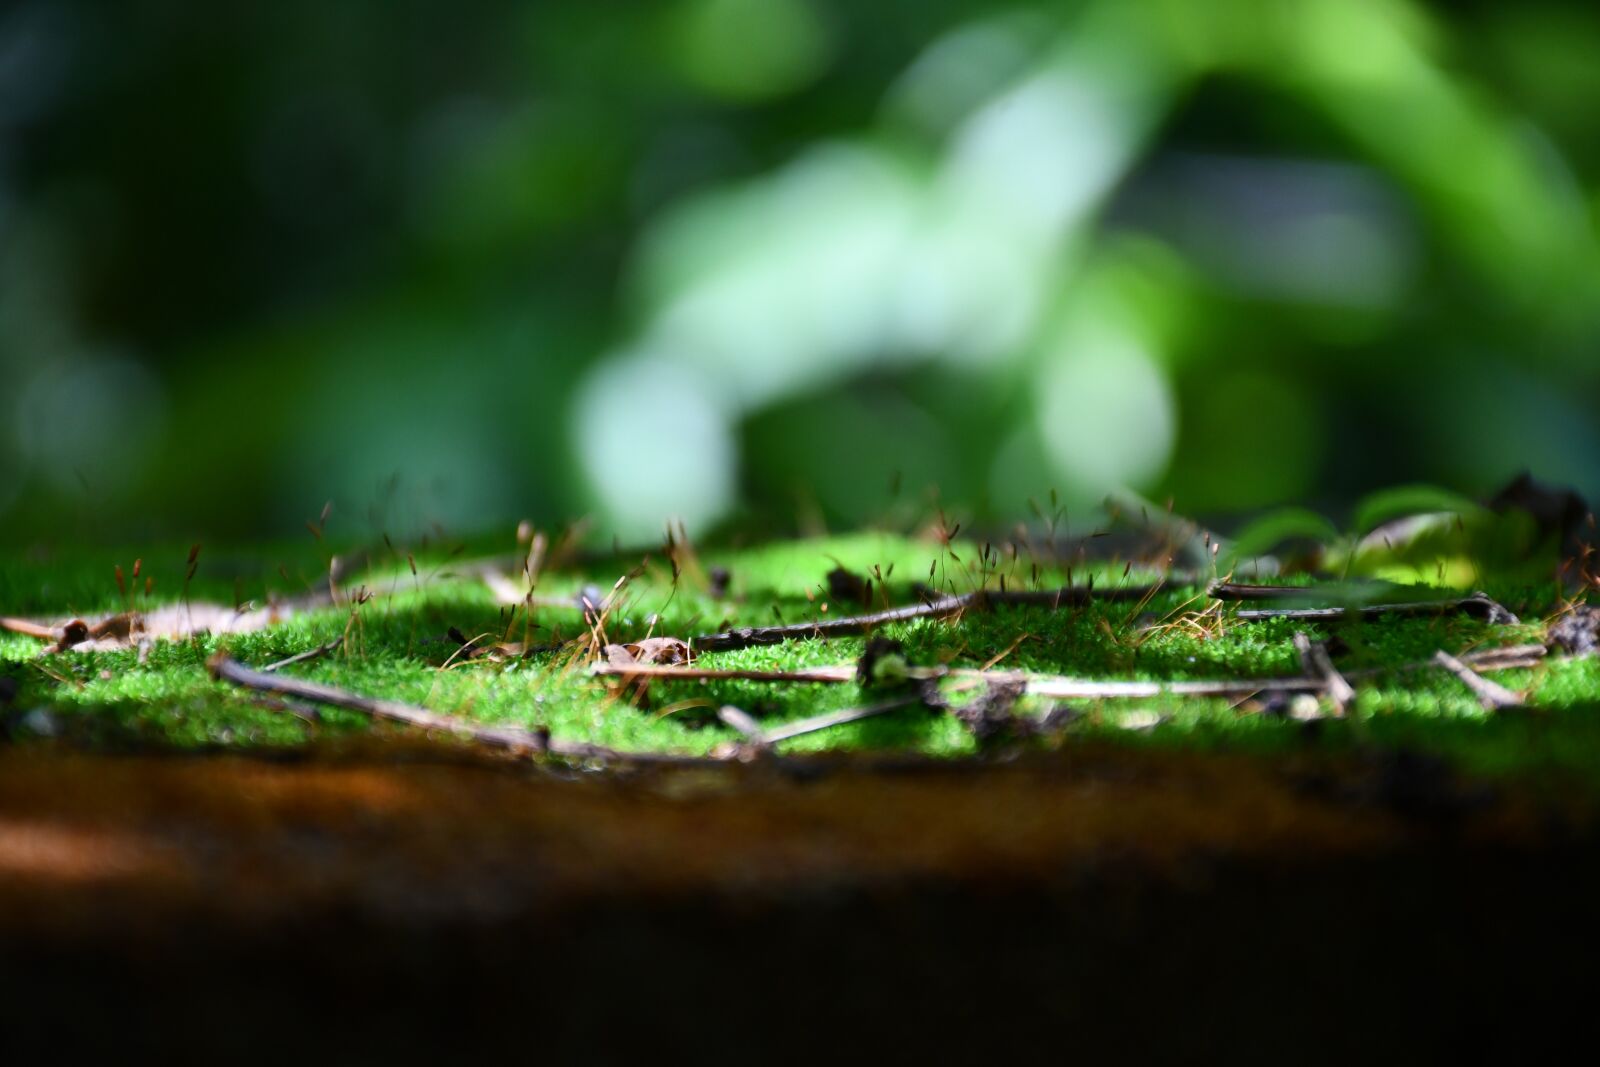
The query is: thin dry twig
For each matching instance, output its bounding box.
[592,660,1312,699]
[715,705,767,743]
[691,580,1178,653]
[260,636,345,674]
[5,615,130,653]
[208,655,722,766]
[1221,590,1517,625]
[597,642,1545,704]
[0,617,58,640]
[1211,582,1325,602]
[999,673,1320,700]
[1342,643,1546,680]
[1450,643,1548,670]
[595,663,864,685]
[762,693,925,744]
[1293,631,1356,715]
[1433,650,1525,710]
[3,575,358,656]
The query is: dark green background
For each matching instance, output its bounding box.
[2,0,1597,543]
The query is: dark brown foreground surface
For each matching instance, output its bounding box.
[1,740,1596,1063]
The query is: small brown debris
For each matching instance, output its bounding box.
[603,636,691,667]
[856,636,908,688]
[45,619,92,655]
[826,565,870,607]
[1549,605,1600,657]
[952,678,1030,744]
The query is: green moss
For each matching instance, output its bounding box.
[2,533,1596,789]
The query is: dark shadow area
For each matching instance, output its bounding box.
[0,744,1594,1062]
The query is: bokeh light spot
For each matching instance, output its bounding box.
[575,354,735,540]
[1036,321,1176,495]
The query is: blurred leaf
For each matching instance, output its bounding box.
[1221,507,1341,568]
[671,0,832,102]
[1351,485,1487,538]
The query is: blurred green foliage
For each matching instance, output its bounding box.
[1,0,1597,543]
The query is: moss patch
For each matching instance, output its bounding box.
[2,533,1594,791]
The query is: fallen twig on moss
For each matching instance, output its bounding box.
[0,617,57,640]
[715,705,767,744]
[595,663,866,685]
[1213,588,1517,625]
[690,580,1182,653]
[3,589,365,656]
[260,636,344,673]
[709,693,928,755]
[4,614,130,653]
[597,641,1545,704]
[593,660,1312,699]
[1209,583,1323,602]
[1342,643,1545,679]
[1294,632,1355,716]
[208,655,722,766]
[1001,673,1320,700]
[1433,650,1524,710]
[762,693,926,744]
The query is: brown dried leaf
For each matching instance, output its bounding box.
[12,602,302,655]
[603,636,691,667]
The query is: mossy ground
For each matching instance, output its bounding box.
[3,531,1597,791]
[6,531,1600,1061]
